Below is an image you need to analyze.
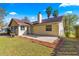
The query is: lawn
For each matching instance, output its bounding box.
[0,36,52,56]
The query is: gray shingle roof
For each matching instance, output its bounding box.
[33,16,63,25]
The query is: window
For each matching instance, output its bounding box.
[14,26,18,30]
[11,26,18,32]
[11,27,13,30]
[11,26,14,32]
[46,25,52,31]
[20,26,25,30]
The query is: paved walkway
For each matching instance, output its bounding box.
[51,38,79,56]
[21,35,59,43]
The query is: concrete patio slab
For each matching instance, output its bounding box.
[20,35,60,48]
[21,35,59,43]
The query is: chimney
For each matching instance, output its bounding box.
[38,12,42,23]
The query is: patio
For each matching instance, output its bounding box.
[21,35,60,48]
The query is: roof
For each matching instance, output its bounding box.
[9,16,63,26]
[8,18,31,26]
[33,16,63,25]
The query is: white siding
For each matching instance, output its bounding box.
[18,26,27,36]
[58,22,65,36]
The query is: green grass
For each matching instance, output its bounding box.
[0,36,52,56]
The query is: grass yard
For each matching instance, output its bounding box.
[0,36,52,56]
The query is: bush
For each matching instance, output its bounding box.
[7,28,11,35]
[65,32,70,37]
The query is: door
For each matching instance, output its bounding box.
[27,26,30,34]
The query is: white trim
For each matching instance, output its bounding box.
[19,25,27,36]
[18,26,27,36]
[58,22,65,36]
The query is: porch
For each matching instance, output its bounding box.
[9,25,31,36]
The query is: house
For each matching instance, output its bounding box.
[8,12,64,36]
[8,18,32,36]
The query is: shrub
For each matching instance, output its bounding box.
[7,28,11,35]
[65,32,70,37]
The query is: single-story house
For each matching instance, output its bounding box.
[8,18,32,36]
[8,12,64,36]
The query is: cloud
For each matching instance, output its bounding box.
[9,12,17,15]
[59,3,79,7]
[30,16,37,22]
[65,11,73,14]
[31,16,35,19]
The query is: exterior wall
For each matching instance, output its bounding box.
[26,26,32,34]
[9,19,64,36]
[9,20,19,35]
[9,20,30,36]
[18,26,27,36]
[10,20,18,26]
[18,25,31,36]
[32,22,59,36]
[58,21,65,36]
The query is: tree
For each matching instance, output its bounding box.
[23,16,30,23]
[0,8,6,28]
[53,9,58,18]
[46,6,52,19]
[63,14,79,37]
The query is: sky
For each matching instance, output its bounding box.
[0,3,79,23]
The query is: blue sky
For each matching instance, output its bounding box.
[0,3,79,23]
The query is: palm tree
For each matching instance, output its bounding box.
[46,6,52,19]
[53,9,58,18]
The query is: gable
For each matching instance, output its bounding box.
[9,20,18,26]
[9,18,32,27]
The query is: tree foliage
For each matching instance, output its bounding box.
[46,6,52,19]
[0,8,6,28]
[63,14,79,37]
[53,9,58,18]
[23,16,30,23]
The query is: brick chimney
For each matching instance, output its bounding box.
[38,12,42,23]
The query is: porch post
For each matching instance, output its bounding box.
[58,22,65,37]
[18,26,20,36]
